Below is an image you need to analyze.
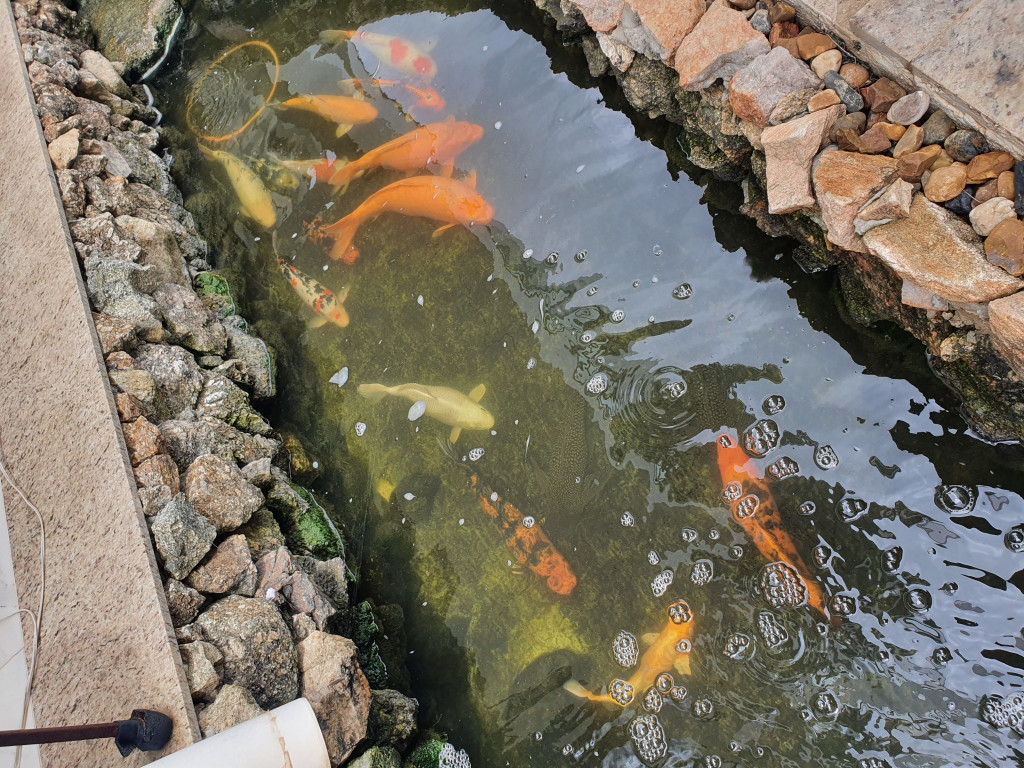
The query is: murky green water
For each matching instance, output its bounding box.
[156,3,1024,766]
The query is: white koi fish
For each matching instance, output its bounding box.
[357,382,492,442]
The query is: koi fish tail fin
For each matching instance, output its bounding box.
[318,30,349,46]
[563,680,605,703]
[328,162,360,191]
[357,383,390,402]
[322,217,361,263]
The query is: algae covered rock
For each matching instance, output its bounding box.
[369,689,418,753]
[350,746,401,768]
[78,0,182,79]
[194,271,237,318]
[265,472,345,560]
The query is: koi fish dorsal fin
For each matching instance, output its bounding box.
[465,169,477,189]
[674,656,692,677]
[432,223,458,238]
[335,123,354,138]
[450,426,462,443]
[469,384,486,402]
[640,632,657,647]
[444,114,455,124]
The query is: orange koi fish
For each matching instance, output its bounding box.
[564,600,696,706]
[469,473,577,596]
[278,259,349,328]
[277,94,378,137]
[715,432,833,621]
[374,79,445,110]
[315,173,494,264]
[328,116,482,190]
[321,29,437,80]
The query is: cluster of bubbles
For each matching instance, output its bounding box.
[767,456,800,480]
[628,714,667,763]
[813,444,840,470]
[644,686,664,713]
[813,691,841,720]
[980,693,1024,733]
[680,528,698,543]
[609,678,635,706]
[721,481,742,502]
[799,501,816,515]
[934,484,977,515]
[585,372,609,395]
[613,631,640,668]
[651,569,674,597]
[762,394,786,415]
[881,546,903,573]
[610,309,625,323]
[647,550,660,565]
[837,497,868,521]
[467,447,485,461]
[690,559,714,586]
[672,283,692,300]
[439,743,472,768]
[621,511,636,527]
[757,611,789,649]
[904,588,932,613]
[829,594,857,616]
[723,632,753,661]
[813,544,832,567]
[691,697,715,720]
[734,495,759,520]
[668,599,692,624]
[932,646,953,665]
[742,419,780,458]
[760,562,808,609]
[1005,525,1024,552]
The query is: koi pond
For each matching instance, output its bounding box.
[156,2,1024,765]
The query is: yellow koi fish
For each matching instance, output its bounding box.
[357,382,493,442]
[278,259,349,328]
[565,600,696,706]
[199,144,276,228]
[277,93,378,137]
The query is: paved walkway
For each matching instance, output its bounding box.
[793,0,1024,157]
[0,1,198,764]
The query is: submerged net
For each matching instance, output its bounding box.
[186,40,280,144]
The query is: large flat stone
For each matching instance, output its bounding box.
[729,47,822,127]
[849,0,978,65]
[0,3,199,764]
[989,291,1024,377]
[674,2,771,91]
[812,150,898,252]
[612,0,704,62]
[570,0,625,32]
[863,194,1024,303]
[762,104,844,213]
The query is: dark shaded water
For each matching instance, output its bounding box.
[156,3,1024,766]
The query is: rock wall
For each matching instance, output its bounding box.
[12,0,454,764]
[538,0,1024,441]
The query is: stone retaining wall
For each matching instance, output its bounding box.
[540,0,1024,441]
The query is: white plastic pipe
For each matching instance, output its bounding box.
[149,698,329,768]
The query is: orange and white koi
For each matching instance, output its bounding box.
[278,259,349,328]
[373,79,445,110]
[715,432,833,622]
[328,116,482,190]
[564,600,696,705]
[277,94,378,137]
[468,473,577,596]
[314,172,494,264]
[321,29,437,80]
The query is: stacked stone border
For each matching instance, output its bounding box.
[538,0,1024,441]
[13,0,466,766]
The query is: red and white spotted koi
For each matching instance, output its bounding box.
[278,259,349,328]
[321,29,437,81]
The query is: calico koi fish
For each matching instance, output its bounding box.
[564,599,696,705]
[321,29,437,80]
[278,259,350,328]
[316,173,494,264]
[357,381,492,442]
[199,144,276,228]
[277,94,378,137]
[715,432,833,622]
[469,473,577,596]
[328,116,482,190]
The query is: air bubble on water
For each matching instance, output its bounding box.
[681,528,697,543]
[730,545,743,558]
[727,314,735,321]
[706,756,722,768]
[814,445,840,470]
[586,373,608,395]
[768,456,799,479]
[546,251,559,266]
[458,519,464,525]
[521,516,534,528]
[691,559,714,586]
[722,482,742,502]
[329,367,349,387]
[757,611,789,649]
[609,679,635,706]
[906,588,932,613]
[354,422,366,437]
[932,646,953,666]
[648,550,660,566]
[575,250,587,263]
[581,331,595,343]
[587,286,598,296]
[633,280,640,288]
[668,599,692,624]
[676,638,692,653]
[643,687,664,713]
[562,745,573,756]
[935,484,977,515]
[628,714,666,763]
[535,732,542,741]
[648,315,655,323]
[468,447,484,461]
[830,594,857,616]
[651,569,674,597]
[813,545,832,567]
[762,394,786,414]
[669,686,687,704]
[526,357,536,370]
[708,529,719,540]
[800,501,816,515]
[941,582,958,595]
[611,309,625,323]
[613,631,640,668]
[1005,526,1024,552]
[814,691,841,720]
[882,546,903,573]
[743,419,780,458]
[838,497,868,521]
[576,164,585,173]
[760,562,808,609]
[439,744,472,768]
[494,121,502,129]
[655,673,674,693]
[653,244,662,256]
[621,511,635,527]
[408,401,427,421]
[672,283,692,300]
[734,495,759,520]
[724,633,752,660]
[523,248,533,259]
[692,698,714,720]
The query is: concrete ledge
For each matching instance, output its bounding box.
[0,1,198,764]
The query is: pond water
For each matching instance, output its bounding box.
[156,2,1024,766]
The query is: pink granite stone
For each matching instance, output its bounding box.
[812,150,899,252]
[762,104,845,213]
[729,47,822,127]
[674,1,771,91]
[570,0,625,32]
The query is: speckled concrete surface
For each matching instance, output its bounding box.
[0,2,199,765]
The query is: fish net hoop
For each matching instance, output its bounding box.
[186,40,280,144]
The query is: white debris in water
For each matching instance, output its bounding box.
[468,448,485,461]
[576,164,585,173]
[265,588,276,601]
[522,516,534,528]
[408,401,427,421]
[312,461,319,469]
[403,493,416,501]
[531,320,540,334]
[523,248,533,259]
[490,492,498,502]
[329,367,349,387]
[526,358,536,369]
[494,121,502,130]
[621,511,635,527]
[417,295,424,306]
[354,422,366,437]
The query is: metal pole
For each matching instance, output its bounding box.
[0,721,119,747]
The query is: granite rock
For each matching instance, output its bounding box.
[222,317,276,399]
[196,373,272,436]
[121,415,164,466]
[750,8,770,35]
[198,684,265,737]
[568,0,624,32]
[80,49,131,99]
[857,124,892,154]
[595,31,633,72]
[613,0,704,62]
[109,368,167,421]
[674,2,770,91]
[767,87,817,125]
[166,578,205,627]
[728,47,821,127]
[185,453,265,532]
[133,453,179,490]
[970,197,1017,237]
[180,640,223,702]
[92,311,137,355]
[812,150,898,252]
[985,218,1024,276]
[153,282,227,354]
[160,417,280,469]
[115,215,190,287]
[185,534,258,596]
[368,689,419,753]
[762,105,844,213]
[150,493,216,580]
[989,292,1024,378]
[47,126,79,169]
[135,342,203,416]
[83,257,164,342]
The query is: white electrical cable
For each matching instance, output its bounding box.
[0,457,46,768]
